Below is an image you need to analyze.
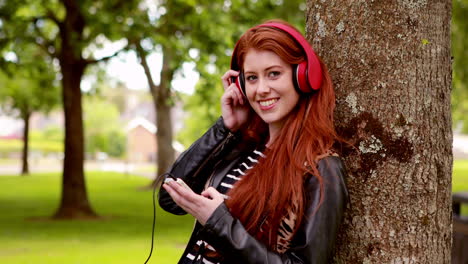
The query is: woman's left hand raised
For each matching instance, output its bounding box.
[162,181,225,225]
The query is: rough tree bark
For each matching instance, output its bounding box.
[306,0,452,263]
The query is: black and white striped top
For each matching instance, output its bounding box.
[181,148,266,264]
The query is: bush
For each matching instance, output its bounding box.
[0,138,62,157]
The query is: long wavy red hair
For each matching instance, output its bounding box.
[225,20,338,251]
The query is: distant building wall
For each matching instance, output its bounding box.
[127,125,157,162]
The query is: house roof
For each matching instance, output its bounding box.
[126,116,157,134]
[126,116,185,153]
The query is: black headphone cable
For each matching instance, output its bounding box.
[143,172,171,264]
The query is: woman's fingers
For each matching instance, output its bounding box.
[201,187,224,201]
[164,183,225,225]
[221,70,240,90]
[225,84,245,106]
[221,69,246,109]
[220,69,250,132]
[163,181,198,210]
[226,79,243,106]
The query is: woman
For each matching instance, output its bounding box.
[159,19,348,264]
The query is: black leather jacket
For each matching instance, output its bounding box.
[159,117,349,264]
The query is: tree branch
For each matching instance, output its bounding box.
[134,39,159,99]
[45,8,63,27]
[83,45,129,65]
[31,19,56,57]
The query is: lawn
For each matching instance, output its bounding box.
[453,160,468,192]
[0,160,467,264]
[0,172,194,264]
[453,160,468,216]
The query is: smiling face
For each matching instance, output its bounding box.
[243,49,300,133]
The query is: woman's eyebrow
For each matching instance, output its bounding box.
[244,65,283,74]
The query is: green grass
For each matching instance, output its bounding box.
[453,160,468,192]
[0,160,467,263]
[0,172,193,264]
[453,160,468,216]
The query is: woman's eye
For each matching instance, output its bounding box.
[246,75,257,81]
[269,71,280,78]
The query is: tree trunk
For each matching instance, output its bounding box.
[135,42,175,183]
[155,46,175,180]
[54,58,96,219]
[21,110,30,175]
[53,0,96,219]
[306,0,452,262]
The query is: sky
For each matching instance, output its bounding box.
[82,38,199,95]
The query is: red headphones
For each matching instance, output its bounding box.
[230,22,323,97]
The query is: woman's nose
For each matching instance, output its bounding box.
[257,78,271,95]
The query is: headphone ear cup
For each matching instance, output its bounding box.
[237,72,246,98]
[294,61,311,93]
[230,74,246,98]
[292,64,300,93]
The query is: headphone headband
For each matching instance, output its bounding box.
[230,22,323,92]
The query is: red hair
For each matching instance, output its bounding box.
[225,20,339,251]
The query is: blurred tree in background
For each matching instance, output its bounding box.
[0,0,140,219]
[0,42,59,175]
[452,0,468,133]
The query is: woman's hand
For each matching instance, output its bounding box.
[162,180,225,225]
[221,70,250,132]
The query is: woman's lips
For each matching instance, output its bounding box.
[258,98,278,110]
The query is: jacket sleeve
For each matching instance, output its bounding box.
[198,156,349,264]
[158,117,239,215]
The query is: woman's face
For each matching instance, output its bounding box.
[243,49,299,131]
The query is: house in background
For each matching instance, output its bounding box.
[126,116,185,163]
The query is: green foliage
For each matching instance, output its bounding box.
[453,159,468,215]
[0,0,140,52]
[0,43,59,118]
[107,130,126,157]
[0,126,63,157]
[98,82,129,115]
[0,0,143,171]
[453,159,468,192]
[452,0,468,132]
[0,138,62,155]
[83,97,126,158]
[0,172,193,263]
[176,84,222,147]
[42,125,64,142]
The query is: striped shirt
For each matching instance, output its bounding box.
[181,148,265,264]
